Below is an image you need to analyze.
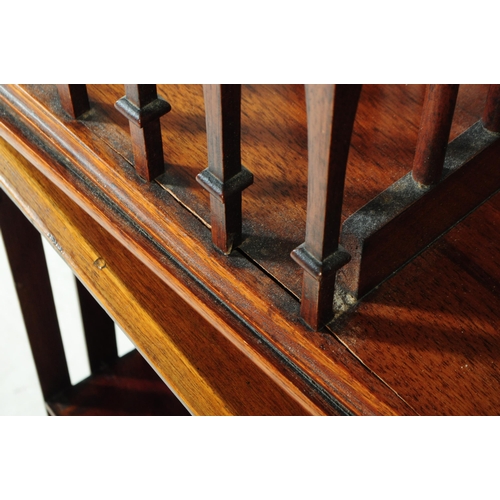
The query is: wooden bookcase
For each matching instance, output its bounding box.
[1,84,499,415]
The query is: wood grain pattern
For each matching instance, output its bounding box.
[291,84,360,330]
[20,84,490,300]
[115,84,171,181]
[412,84,459,186]
[0,189,71,400]
[338,122,500,300]
[0,138,338,415]
[56,85,90,119]
[0,89,414,415]
[482,84,500,133]
[196,84,253,253]
[2,83,498,415]
[331,189,500,415]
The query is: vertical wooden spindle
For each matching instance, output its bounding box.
[56,84,90,119]
[291,84,361,330]
[115,84,171,181]
[412,84,459,186]
[75,278,118,374]
[482,84,500,133]
[0,191,71,400]
[196,84,253,254]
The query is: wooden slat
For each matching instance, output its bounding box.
[482,84,500,133]
[1,84,441,415]
[291,84,361,330]
[338,122,500,301]
[412,84,459,186]
[75,277,118,374]
[3,84,498,415]
[20,84,489,300]
[115,84,171,181]
[56,84,90,119]
[0,190,71,400]
[196,84,253,254]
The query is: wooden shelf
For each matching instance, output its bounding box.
[1,84,499,415]
[47,350,191,416]
[19,84,491,299]
[330,189,500,415]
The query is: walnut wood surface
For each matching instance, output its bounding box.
[0,190,71,399]
[56,85,90,119]
[412,84,459,186]
[47,350,191,416]
[331,189,500,415]
[3,84,497,415]
[482,84,500,133]
[19,84,490,300]
[338,122,500,300]
[196,84,253,254]
[291,84,360,329]
[0,90,414,415]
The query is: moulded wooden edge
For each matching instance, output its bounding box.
[0,138,332,415]
[0,86,417,415]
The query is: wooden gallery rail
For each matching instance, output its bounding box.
[1,84,499,415]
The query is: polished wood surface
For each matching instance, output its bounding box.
[412,84,459,186]
[197,84,253,254]
[115,84,171,180]
[1,84,499,415]
[291,84,360,329]
[331,189,500,415]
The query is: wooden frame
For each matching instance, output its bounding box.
[2,83,500,415]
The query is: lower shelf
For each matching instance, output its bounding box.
[46,350,191,416]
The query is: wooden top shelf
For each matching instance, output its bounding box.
[1,84,498,415]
